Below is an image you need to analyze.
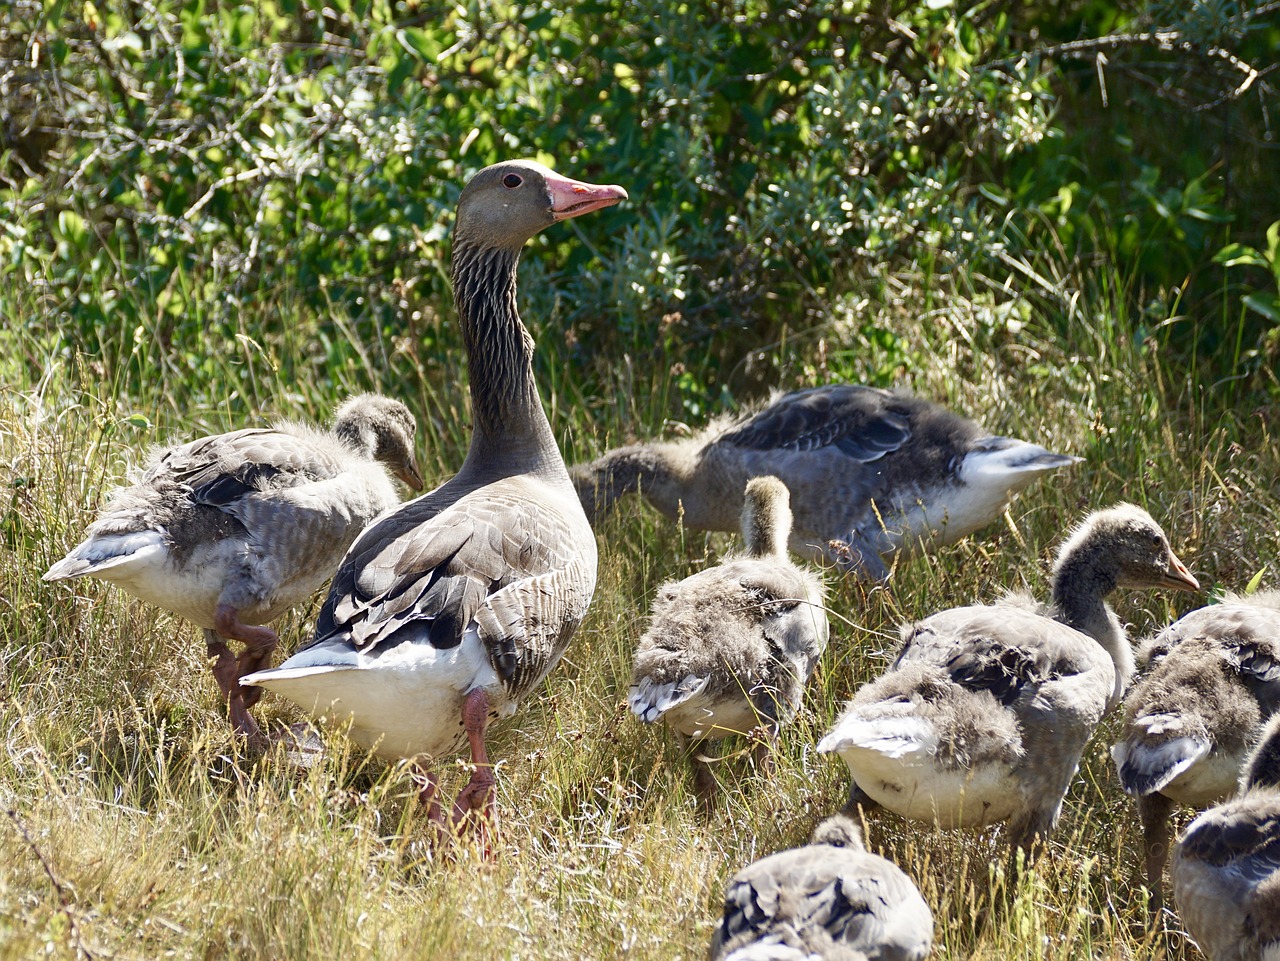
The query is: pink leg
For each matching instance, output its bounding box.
[451,689,497,844]
[204,629,266,749]
[748,725,778,778]
[413,762,449,840]
[690,738,720,812]
[215,602,279,709]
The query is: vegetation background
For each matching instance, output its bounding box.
[1,0,1278,957]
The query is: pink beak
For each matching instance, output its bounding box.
[545,171,628,221]
[1161,550,1200,592]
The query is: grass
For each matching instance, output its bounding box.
[1,254,1278,961]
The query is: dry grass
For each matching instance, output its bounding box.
[1,279,1278,960]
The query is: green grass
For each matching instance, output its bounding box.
[1,257,1278,960]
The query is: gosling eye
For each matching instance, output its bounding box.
[502,173,523,189]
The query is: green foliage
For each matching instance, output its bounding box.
[6,0,1272,419]
[1217,221,1280,324]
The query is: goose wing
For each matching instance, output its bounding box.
[629,561,825,723]
[894,606,1093,707]
[307,479,593,696]
[1219,636,1280,715]
[1145,603,1280,707]
[1178,795,1280,881]
[1114,636,1258,796]
[716,385,911,461]
[154,427,399,566]
[149,428,352,504]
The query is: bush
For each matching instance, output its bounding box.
[2,0,1276,414]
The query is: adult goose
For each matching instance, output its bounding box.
[44,393,423,743]
[242,161,625,838]
[629,476,828,801]
[817,504,1199,854]
[709,814,933,961]
[1172,711,1280,961]
[1111,591,1280,910]
[571,385,1079,579]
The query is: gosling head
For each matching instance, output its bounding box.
[333,394,423,491]
[1053,503,1199,594]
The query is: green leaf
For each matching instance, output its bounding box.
[57,210,88,245]
[398,27,441,61]
[1213,243,1267,268]
[1245,567,1268,594]
[1267,221,1280,283]
[1242,292,1280,323]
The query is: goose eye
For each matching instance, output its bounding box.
[502,173,522,189]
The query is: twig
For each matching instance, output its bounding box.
[182,165,277,222]
[1243,0,1280,18]
[3,805,97,961]
[1013,31,1262,101]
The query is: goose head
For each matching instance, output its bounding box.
[1052,503,1199,596]
[810,814,865,850]
[454,160,627,253]
[571,445,685,525]
[332,394,423,491]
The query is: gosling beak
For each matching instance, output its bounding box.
[1161,549,1200,592]
[545,171,628,221]
[398,460,425,492]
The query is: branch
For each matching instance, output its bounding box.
[1024,31,1261,101]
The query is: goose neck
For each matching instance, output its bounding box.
[1050,554,1133,690]
[451,242,560,473]
[1050,553,1116,639]
[1244,720,1280,792]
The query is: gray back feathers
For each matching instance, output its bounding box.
[709,816,933,961]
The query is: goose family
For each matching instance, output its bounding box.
[36,149,1263,954]
[1111,591,1280,908]
[571,384,1080,579]
[44,393,422,744]
[628,476,828,801]
[1172,711,1280,961]
[818,504,1199,854]
[242,160,625,840]
[709,814,933,961]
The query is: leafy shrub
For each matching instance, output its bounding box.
[1,0,1276,415]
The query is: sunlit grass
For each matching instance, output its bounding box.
[1,258,1277,960]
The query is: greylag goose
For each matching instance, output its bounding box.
[709,814,933,961]
[817,504,1199,854]
[1172,711,1280,961]
[1111,591,1280,910]
[571,384,1079,579]
[43,393,422,743]
[242,160,625,839]
[628,476,827,801]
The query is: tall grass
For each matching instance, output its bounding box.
[1,247,1277,960]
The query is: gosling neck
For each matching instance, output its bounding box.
[1243,719,1280,792]
[1050,551,1134,688]
[331,413,378,460]
[742,498,791,558]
